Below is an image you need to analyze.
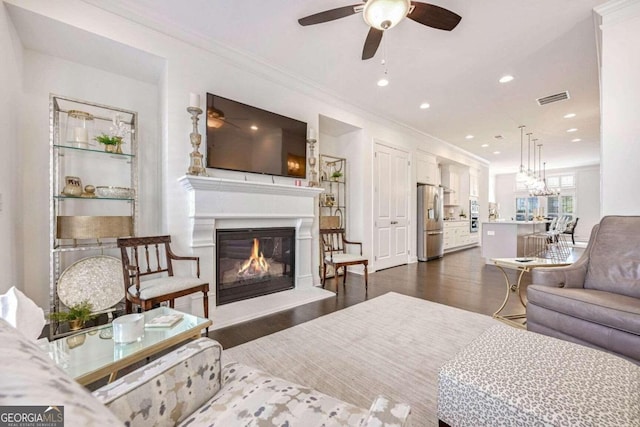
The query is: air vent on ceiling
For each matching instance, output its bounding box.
[536,91,570,106]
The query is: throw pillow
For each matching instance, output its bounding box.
[0,286,46,340]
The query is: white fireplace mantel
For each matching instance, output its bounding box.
[179,175,324,198]
[177,175,330,328]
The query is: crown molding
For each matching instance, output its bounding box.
[594,0,640,26]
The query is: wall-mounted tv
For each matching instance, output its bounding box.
[206,93,307,179]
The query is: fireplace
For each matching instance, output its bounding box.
[216,227,296,305]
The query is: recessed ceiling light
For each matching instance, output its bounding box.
[250,125,258,130]
[499,75,514,83]
[567,128,578,133]
[493,151,501,154]
[481,144,489,148]
[564,113,576,119]
[572,138,582,142]
[419,102,430,109]
[377,78,389,87]
[465,135,474,139]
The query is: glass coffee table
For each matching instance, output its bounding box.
[491,257,571,328]
[39,307,212,386]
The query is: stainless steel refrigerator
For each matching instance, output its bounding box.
[417,184,444,261]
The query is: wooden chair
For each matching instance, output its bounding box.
[320,228,368,293]
[117,236,209,326]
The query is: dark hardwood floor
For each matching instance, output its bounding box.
[208,246,536,349]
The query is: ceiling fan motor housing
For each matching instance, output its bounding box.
[363,0,411,30]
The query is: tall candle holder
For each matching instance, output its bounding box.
[186,106,208,176]
[307,137,319,187]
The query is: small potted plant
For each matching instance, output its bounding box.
[331,171,343,181]
[94,113,131,154]
[49,301,96,331]
[94,133,122,153]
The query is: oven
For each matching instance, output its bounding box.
[470,199,479,233]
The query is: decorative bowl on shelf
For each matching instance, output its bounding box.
[96,186,134,199]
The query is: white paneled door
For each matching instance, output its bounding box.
[373,143,410,270]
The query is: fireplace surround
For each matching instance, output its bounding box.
[179,175,330,328]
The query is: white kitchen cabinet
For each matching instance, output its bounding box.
[469,168,480,198]
[444,221,479,252]
[443,226,454,249]
[416,151,439,185]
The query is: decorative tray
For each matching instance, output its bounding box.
[57,256,124,311]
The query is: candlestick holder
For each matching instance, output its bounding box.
[186,106,208,176]
[307,137,319,187]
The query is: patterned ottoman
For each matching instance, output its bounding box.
[438,324,640,426]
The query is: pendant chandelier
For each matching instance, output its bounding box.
[529,144,560,196]
[514,125,559,196]
[516,125,528,183]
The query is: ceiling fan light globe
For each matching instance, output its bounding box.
[207,116,224,128]
[363,0,411,30]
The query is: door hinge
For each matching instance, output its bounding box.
[408,160,411,166]
[375,256,378,261]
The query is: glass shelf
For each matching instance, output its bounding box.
[54,144,134,159]
[53,195,134,202]
[53,242,118,252]
[320,178,345,184]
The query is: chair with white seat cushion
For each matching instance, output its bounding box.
[320,228,368,293]
[117,236,209,325]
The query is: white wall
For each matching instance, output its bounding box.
[598,2,640,215]
[19,50,160,309]
[0,3,23,292]
[493,165,600,241]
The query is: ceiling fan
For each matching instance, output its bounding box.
[298,0,461,60]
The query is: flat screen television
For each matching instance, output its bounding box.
[206,93,307,178]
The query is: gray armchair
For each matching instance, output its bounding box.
[527,216,640,363]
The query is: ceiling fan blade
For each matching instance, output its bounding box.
[362,28,384,60]
[408,2,461,31]
[298,4,363,26]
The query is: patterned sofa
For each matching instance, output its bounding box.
[0,318,410,426]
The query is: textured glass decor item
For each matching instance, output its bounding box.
[95,186,134,199]
[65,110,94,148]
[56,256,124,312]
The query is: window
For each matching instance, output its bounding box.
[547,173,575,190]
[515,197,539,220]
[547,176,560,188]
[547,193,575,220]
[560,175,575,188]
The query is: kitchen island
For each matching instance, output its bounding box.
[481,221,548,263]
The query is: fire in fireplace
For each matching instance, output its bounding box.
[238,238,270,278]
[216,228,295,305]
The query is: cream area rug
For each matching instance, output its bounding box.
[222,292,500,426]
